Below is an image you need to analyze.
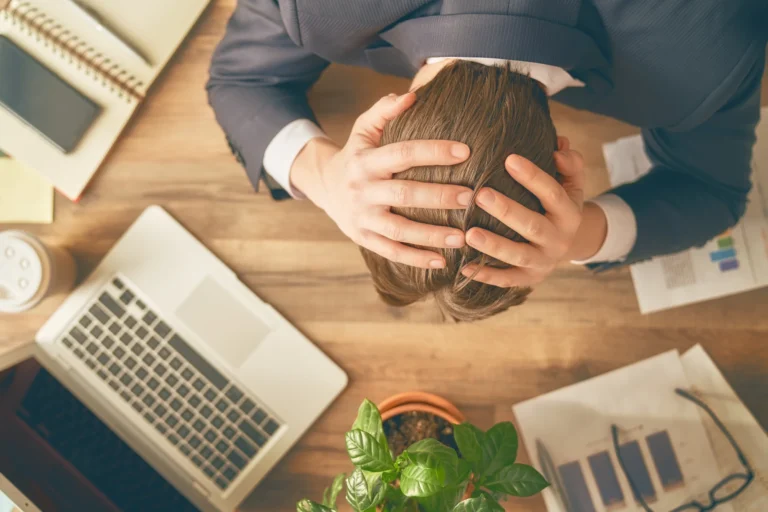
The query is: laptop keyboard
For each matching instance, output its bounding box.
[56,276,283,492]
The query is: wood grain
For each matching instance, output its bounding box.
[1,1,767,510]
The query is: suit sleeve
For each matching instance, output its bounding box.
[600,56,764,267]
[206,0,330,190]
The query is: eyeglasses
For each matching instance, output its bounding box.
[611,388,754,512]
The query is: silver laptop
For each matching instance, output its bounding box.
[34,206,348,512]
[0,472,42,512]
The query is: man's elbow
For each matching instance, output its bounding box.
[693,189,750,249]
[206,80,221,108]
[724,186,750,226]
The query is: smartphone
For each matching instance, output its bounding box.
[0,36,101,153]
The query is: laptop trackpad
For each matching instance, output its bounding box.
[176,276,270,368]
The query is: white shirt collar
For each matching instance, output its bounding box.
[425,57,585,96]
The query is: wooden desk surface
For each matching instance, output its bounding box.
[1,2,767,510]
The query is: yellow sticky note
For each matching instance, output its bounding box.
[0,157,54,224]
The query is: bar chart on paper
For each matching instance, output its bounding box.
[514,351,730,512]
[556,429,690,512]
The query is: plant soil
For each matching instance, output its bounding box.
[384,412,459,457]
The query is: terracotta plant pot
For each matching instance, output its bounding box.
[378,392,473,506]
[378,391,465,425]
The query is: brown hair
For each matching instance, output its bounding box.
[360,61,559,322]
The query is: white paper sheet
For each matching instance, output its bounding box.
[681,345,768,511]
[601,107,768,314]
[513,351,728,512]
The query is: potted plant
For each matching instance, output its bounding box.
[297,397,549,511]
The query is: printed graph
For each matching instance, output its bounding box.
[588,451,625,510]
[617,440,657,503]
[709,232,739,272]
[559,460,596,512]
[558,430,685,511]
[646,431,685,491]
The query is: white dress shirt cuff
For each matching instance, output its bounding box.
[263,119,329,198]
[571,194,638,265]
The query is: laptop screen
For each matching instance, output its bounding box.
[0,490,22,512]
[0,474,40,512]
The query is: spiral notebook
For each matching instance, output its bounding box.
[0,0,211,201]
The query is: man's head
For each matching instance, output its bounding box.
[359,60,558,322]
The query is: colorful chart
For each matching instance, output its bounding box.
[709,232,739,272]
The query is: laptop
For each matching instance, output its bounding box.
[34,206,348,512]
[0,472,42,512]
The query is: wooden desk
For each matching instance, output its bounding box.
[1,2,767,510]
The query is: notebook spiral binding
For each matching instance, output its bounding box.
[2,1,145,102]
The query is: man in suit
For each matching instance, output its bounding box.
[207,0,767,289]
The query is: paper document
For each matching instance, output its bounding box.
[681,345,768,511]
[602,107,768,313]
[513,351,729,512]
[0,157,54,224]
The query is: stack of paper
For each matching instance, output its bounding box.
[513,345,768,512]
[602,107,768,314]
[0,156,54,224]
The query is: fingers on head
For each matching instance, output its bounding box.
[465,228,552,271]
[359,212,465,249]
[361,140,468,177]
[362,180,472,209]
[359,231,445,269]
[351,93,416,141]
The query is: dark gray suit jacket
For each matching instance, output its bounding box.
[207,0,768,266]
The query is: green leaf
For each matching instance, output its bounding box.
[382,486,410,512]
[454,423,485,473]
[322,473,346,508]
[400,438,470,498]
[417,482,468,512]
[346,430,395,472]
[297,499,334,512]
[345,469,387,511]
[382,468,399,483]
[352,399,388,448]
[451,494,505,512]
[405,438,462,486]
[481,422,518,477]
[484,463,550,497]
[400,464,445,497]
[407,438,458,459]
[472,489,505,502]
[456,459,472,485]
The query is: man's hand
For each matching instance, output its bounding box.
[461,137,589,287]
[290,92,473,269]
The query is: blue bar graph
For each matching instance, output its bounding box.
[618,440,657,503]
[588,451,625,509]
[647,431,685,490]
[558,461,596,512]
